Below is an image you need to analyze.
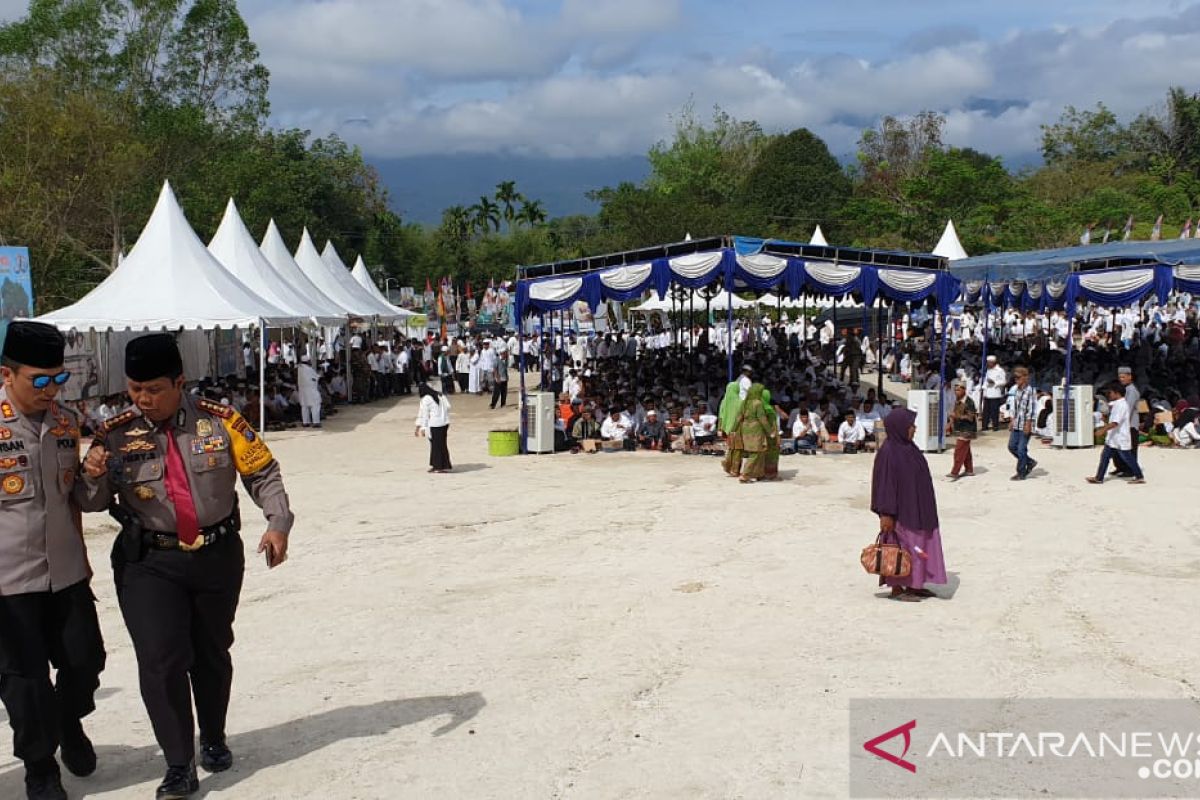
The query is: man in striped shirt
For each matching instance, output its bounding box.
[1007,366,1040,480]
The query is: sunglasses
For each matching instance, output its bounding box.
[29,371,71,390]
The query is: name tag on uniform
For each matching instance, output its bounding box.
[190,436,228,455]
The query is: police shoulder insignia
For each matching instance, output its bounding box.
[197,398,234,420]
[103,407,141,433]
[0,427,11,441]
[1,474,25,494]
[124,426,152,438]
[0,401,16,421]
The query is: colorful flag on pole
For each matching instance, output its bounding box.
[1079,224,1092,245]
[1122,215,1134,241]
[1181,219,1193,239]
[1101,221,1112,243]
[1150,215,1163,241]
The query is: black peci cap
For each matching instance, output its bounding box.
[2,321,66,369]
[125,333,183,381]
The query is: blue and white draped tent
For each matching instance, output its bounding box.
[950,239,1200,445]
[516,236,954,451]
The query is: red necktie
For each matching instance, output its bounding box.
[163,424,201,546]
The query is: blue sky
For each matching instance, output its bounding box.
[2,0,1197,161]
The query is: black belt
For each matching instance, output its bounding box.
[144,512,241,552]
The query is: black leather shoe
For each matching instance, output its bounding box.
[156,763,199,799]
[60,719,97,777]
[199,739,233,773]
[25,759,67,800]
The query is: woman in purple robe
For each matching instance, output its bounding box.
[871,408,947,601]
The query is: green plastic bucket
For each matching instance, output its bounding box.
[488,429,520,457]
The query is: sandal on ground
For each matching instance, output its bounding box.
[1130,478,1146,484]
[909,588,937,598]
[1085,477,1102,484]
[890,592,922,602]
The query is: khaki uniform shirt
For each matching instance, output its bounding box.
[79,394,294,535]
[0,388,92,595]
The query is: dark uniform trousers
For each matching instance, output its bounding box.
[114,534,244,766]
[0,580,105,763]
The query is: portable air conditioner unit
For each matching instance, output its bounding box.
[524,391,555,453]
[906,390,944,452]
[1052,385,1094,448]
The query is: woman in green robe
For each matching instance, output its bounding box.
[761,388,783,480]
[719,381,744,476]
[732,383,778,483]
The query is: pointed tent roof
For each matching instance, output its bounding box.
[810,225,829,246]
[258,220,349,319]
[294,233,396,318]
[349,256,415,319]
[209,200,344,325]
[932,219,969,261]
[39,181,296,330]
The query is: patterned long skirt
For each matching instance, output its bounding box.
[722,434,744,476]
[741,450,767,480]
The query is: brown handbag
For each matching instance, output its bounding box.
[861,532,912,577]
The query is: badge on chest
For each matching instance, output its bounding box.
[190,436,228,455]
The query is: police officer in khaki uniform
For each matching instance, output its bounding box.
[0,321,105,800]
[79,334,292,800]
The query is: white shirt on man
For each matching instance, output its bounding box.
[984,364,1007,399]
[838,419,869,444]
[600,413,632,440]
[1105,397,1132,450]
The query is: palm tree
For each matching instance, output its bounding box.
[471,196,501,235]
[441,205,472,242]
[495,180,522,229]
[516,198,547,228]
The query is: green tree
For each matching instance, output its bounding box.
[470,195,500,235]
[1040,102,1127,165]
[516,198,546,228]
[646,102,766,206]
[733,127,850,239]
[494,180,522,229]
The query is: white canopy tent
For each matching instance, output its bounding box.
[628,296,672,313]
[810,225,829,246]
[40,181,298,331]
[293,232,393,318]
[258,220,348,319]
[37,181,299,429]
[349,255,417,324]
[321,241,403,320]
[707,290,758,311]
[932,219,969,261]
[208,200,345,326]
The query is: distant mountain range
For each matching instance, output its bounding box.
[372,148,1042,228]
[372,154,650,227]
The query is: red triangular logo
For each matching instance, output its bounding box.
[863,719,917,773]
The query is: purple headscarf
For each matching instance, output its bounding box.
[871,408,940,531]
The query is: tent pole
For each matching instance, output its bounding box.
[516,271,527,455]
[981,286,990,386]
[726,279,734,383]
[938,309,949,452]
[1062,302,1076,450]
[344,318,352,405]
[876,298,884,400]
[258,322,266,439]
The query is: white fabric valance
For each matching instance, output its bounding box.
[1027,282,1044,299]
[1176,264,1200,281]
[529,277,583,303]
[1079,269,1154,296]
[1009,282,1026,298]
[599,263,653,291]
[878,269,936,293]
[989,282,1007,297]
[735,253,788,278]
[964,280,984,296]
[670,252,723,279]
[804,261,860,286]
[1046,279,1068,299]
